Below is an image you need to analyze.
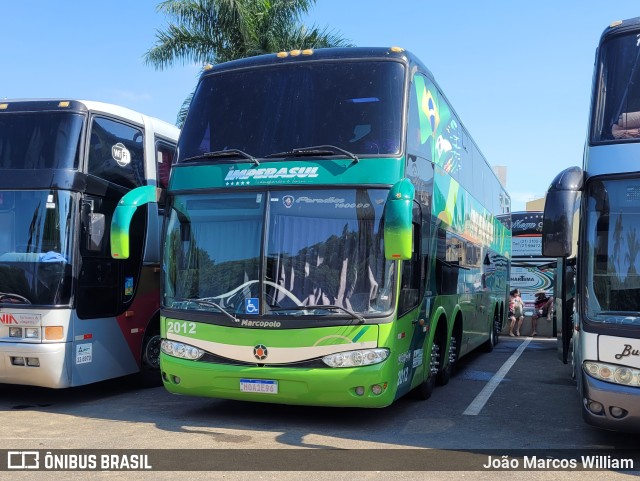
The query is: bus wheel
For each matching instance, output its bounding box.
[492,312,501,347]
[437,335,457,386]
[482,321,495,352]
[413,343,439,400]
[142,330,161,370]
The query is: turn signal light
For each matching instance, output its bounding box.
[45,326,64,340]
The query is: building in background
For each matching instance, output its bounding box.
[526,197,545,211]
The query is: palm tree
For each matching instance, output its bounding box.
[145,0,353,126]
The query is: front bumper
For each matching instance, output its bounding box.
[580,369,640,432]
[0,341,70,388]
[160,353,396,407]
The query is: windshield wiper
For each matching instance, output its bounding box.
[0,292,31,305]
[272,304,365,324]
[265,145,359,163]
[175,298,238,322]
[182,149,259,166]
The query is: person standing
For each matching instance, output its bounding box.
[532,289,553,337]
[508,289,524,336]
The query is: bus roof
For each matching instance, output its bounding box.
[600,17,640,42]
[200,46,431,77]
[0,98,179,140]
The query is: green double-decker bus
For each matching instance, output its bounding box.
[112,47,511,407]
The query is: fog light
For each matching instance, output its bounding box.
[610,406,627,419]
[162,371,169,382]
[587,400,604,415]
[172,376,181,384]
[371,384,383,395]
[355,386,365,396]
[9,327,23,338]
[11,357,25,366]
[26,357,40,367]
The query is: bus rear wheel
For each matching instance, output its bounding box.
[483,317,498,352]
[437,335,458,386]
[413,343,440,400]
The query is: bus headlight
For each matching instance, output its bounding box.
[9,327,23,338]
[161,339,204,360]
[583,361,640,386]
[25,328,40,339]
[322,348,389,368]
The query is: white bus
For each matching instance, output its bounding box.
[542,18,640,431]
[0,99,179,388]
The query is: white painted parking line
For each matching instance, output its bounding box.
[463,337,532,416]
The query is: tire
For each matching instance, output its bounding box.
[492,313,501,347]
[413,343,440,400]
[142,331,162,370]
[137,330,162,387]
[437,335,458,386]
[482,319,496,352]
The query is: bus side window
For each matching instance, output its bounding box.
[88,117,144,190]
[407,73,432,162]
[156,141,176,209]
[398,203,422,315]
[156,142,175,191]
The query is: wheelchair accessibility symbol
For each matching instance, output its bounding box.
[245,298,259,314]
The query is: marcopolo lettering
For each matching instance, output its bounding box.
[225,167,319,181]
[240,320,282,328]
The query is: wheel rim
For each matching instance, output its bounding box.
[143,334,161,369]
[448,336,457,366]
[429,343,440,376]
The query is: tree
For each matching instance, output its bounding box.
[146,0,353,126]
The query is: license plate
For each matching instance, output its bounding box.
[239,379,278,394]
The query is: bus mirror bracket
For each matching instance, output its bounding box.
[111,185,159,260]
[384,178,415,260]
[542,166,583,258]
[88,212,105,252]
[82,199,106,252]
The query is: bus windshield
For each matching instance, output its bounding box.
[163,189,394,318]
[179,61,405,160]
[584,177,640,326]
[0,112,83,169]
[0,190,76,306]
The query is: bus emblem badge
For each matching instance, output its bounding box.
[253,344,268,360]
[283,195,294,208]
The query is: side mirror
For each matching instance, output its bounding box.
[111,185,158,259]
[384,178,415,260]
[542,166,583,258]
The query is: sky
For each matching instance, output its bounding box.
[2,1,640,211]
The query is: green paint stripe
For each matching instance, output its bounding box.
[352,325,370,343]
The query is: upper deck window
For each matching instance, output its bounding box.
[179,60,405,160]
[88,117,144,189]
[0,112,83,169]
[592,32,640,143]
